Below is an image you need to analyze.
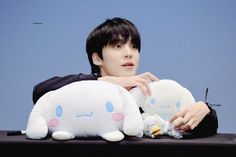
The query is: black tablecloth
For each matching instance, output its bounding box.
[1,130,236,156]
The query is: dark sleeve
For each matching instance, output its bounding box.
[187,103,218,138]
[32,73,98,104]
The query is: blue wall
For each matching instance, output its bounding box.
[1,0,236,133]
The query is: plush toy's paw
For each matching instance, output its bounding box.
[136,131,144,138]
[167,124,183,139]
[151,126,161,137]
[52,131,75,140]
[100,130,124,142]
[144,126,161,138]
[143,116,162,138]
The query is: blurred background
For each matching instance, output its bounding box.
[0,0,235,133]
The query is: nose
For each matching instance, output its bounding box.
[123,46,133,58]
[125,53,132,58]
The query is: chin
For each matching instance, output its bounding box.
[118,71,136,77]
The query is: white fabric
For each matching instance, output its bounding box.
[130,79,195,138]
[26,80,143,142]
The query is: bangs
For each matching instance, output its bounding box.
[102,21,141,51]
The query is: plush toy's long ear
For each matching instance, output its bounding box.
[129,86,146,107]
[26,92,52,139]
[116,85,143,136]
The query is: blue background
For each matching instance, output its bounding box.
[0,0,235,133]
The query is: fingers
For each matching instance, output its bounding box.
[138,78,152,96]
[104,72,159,96]
[135,72,159,96]
[177,119,197,131]
[171,117,184,127]
[169,109,187,123]
[133,77,151,96]
[147,72,160,81]
[171,110,198,131]
[138,72,160,82]
[169,115,179,124]
[173,102,210,131]
[134,81,149,96]
[169,109,194,131]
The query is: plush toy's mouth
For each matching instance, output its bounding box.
[160,104,170,109]
[76,112,93,118]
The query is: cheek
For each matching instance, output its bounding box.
[49,119,59,128]
[134,53,140,64]
[112,113,124,121]
[103,55,119,68]
[103,58,120,73]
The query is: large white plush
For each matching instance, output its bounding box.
[130,79,195,139]
[26,80,144,142]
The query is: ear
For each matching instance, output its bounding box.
[92,53,103,66]
[116,85,144,136]
[129,87,146,107]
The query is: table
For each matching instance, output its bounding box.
[0,130,235,156]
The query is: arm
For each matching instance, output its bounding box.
[98,72,159,96]
[32,73,98,104]
[169,101,218,138]
[188,103,218,137]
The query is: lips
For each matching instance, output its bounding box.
[122,62,134,67]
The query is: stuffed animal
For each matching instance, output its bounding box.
[130,79,195,139]
[26,80,144,142]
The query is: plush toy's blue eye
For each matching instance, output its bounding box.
[176,102,181,111]
[150,98,157,106]
[106,101,113,112]
[56,105,63,117]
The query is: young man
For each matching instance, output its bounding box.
[33,17,218,137]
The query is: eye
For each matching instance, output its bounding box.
[150,98,157,106]
[106,101,114,112]
[116,44,122,48]
[176,102,181,111]
[56,105,63,117]
[132,44,138,49]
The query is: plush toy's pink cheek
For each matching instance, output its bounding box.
[112,113,124,121]
[49,119,59,128]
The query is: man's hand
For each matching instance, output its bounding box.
[169,101,210,131]
[98,72,159,96]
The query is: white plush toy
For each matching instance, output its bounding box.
[26,80,144,142]
[130,79,195,139]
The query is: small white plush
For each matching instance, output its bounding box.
[26,80,144,142]
[130,79,195,139]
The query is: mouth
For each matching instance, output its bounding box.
[76,112,93,118]
[160,104,170,109]
[122,62,134,67]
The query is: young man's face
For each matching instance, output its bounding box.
[98,40,140,77]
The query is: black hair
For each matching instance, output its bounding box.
[86,17,141,75]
